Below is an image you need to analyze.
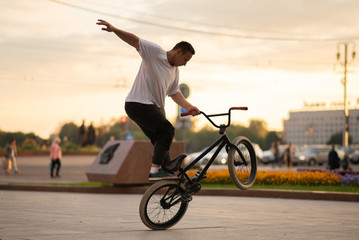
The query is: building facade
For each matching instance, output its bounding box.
[283,109,359,145]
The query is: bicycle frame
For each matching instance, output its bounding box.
[158,107,249,208]
[178,107,248,184]
[181,134,229,180]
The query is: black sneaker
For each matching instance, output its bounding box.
[148,168,177,181]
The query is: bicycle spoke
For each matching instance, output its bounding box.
[146,185,182,225]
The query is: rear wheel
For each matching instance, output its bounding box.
[139,180,188,230]
[227,136,257,190]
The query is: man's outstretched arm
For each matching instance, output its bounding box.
[97,19,139,50]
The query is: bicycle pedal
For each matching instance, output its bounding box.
[197,174,206,181]
[195,171,207,179]
[181,195,193,203]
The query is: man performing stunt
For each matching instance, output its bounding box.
[97,19,200,180]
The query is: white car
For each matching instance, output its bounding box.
[185,142,262,166]
[185,147,227,166]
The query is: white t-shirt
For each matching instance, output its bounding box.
[125,39,180,114]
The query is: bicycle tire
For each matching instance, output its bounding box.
[227,136,257,190]
[139,180,188,230]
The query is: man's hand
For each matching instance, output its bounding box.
[170,92,200,116]
[187,106,200,116]
[96,19,139,50]
[97,19,114,32]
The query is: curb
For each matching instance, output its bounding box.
[1,184,358,202]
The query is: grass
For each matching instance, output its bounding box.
[8,182,359,193]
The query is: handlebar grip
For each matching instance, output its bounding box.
[231,107,248,111]
[181,111,195,117]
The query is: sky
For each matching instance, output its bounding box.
[1,0,359,138]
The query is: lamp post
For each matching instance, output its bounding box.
[336,42,356,147]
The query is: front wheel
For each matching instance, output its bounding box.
[227,136,257,190]
[139,180,188,230]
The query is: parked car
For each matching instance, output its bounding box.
[293,145,345,166]
[184,147,225,166]
[349,150,359,165]
[252,143,263,162]
[259,145,287,165]
[185,142,263,166]
[339,145,359,155]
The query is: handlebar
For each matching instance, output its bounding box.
[180,107,247,117]
[180,107,248,129]
[180,111,197,117]
[230,107,248,111]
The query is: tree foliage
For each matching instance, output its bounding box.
[326,132,353,145]
[1,117,281,153]
[176,119,272,153]
[0,130,40,148]
[265,131,282,149]
[59,122,79,144]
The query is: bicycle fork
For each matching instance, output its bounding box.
[227,142,248,166]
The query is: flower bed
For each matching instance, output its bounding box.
[188,170,355,186]
[255,170,340,186]
[341,174,359,186]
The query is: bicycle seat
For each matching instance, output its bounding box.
[162,153,187,173]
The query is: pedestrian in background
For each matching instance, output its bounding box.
[50,137,62,178]
[284,142,294,169]
[272,141,280,168]
[341,153,351,171]
[328,144,340,170]
[4,138,20,174]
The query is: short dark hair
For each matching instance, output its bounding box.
[172,41,195,55]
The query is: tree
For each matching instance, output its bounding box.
[327,132,352,145]
[0,130,42,150]
[265,131,282,150]
[0,131,34,147]
[249,119,268,138]
[185,126,218,153]
[59,122,79,144]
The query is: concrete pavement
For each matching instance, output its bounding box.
[0,155,92,184]
[1,155,359,239]
[1,190,359,240]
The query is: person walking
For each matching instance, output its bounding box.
[50,137,62,178]
[341,153,351,171]
[271,141,280,168]
[4,138,20,174]
[284,142,294,169]
[328,144,340,170]
[97,19,200,180]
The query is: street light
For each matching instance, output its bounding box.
[336,41,356,147]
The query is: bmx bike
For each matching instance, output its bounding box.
[139,107,257,230]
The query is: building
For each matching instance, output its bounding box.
[283,109,359,145]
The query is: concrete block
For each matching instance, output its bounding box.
[86,140,184,185]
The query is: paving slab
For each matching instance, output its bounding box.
[1,190,359,240]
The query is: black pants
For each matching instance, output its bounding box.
[125,102,174,165]
[51,158,61,177]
